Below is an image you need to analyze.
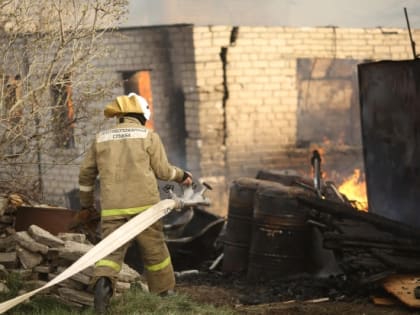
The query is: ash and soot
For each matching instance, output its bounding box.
[173,164,420,314]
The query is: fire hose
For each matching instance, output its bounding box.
[0,184,210,314]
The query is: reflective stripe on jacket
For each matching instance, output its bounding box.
[79,117,184,215]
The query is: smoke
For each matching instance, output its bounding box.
[125,0,291,26]
[126,0,420,28]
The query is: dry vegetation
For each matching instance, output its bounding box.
[0,0,128,198]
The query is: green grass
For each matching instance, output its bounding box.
[4,296,83,315]
[109,287,234,315]
[1,276,234,315]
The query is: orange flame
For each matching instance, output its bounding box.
[338,169,368,211]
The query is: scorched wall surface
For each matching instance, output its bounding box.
[41,25,419,216]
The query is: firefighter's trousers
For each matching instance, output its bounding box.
[93,217,175,294]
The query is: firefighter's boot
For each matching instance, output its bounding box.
[94,277,113,314]
[159,289,175,297]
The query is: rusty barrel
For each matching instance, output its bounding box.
[247,184,311,282]
[222,177,266,273]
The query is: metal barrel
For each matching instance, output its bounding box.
[222,177,268,273]
[247,184,311,282]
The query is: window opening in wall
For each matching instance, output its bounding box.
[296,58,364,147]
[51,74,75,148]
[122,70,154,129]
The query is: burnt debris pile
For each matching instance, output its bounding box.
[191,169,420,307]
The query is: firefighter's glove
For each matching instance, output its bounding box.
[70,207,100,244]
[181,170,193,186]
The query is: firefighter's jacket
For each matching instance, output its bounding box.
[79,117,185,217]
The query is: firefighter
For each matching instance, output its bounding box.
[78,93,192,314]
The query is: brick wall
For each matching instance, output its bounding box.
[190,26,420,215]
[38,25,420,216]
[42,25,196,207]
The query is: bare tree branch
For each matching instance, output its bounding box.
[0,0,128,199]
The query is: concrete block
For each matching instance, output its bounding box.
[15,231,49,254]
[17,246,43,269]
[28,225,65,248]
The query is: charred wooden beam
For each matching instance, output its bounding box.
[325,238,420,253]
[370,249,420,272]
[297,196,420,239]
[323,232,420,252]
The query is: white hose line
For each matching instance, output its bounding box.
[0,199,177,314]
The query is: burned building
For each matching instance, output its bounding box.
[32,24,419,215]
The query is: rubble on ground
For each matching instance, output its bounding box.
[0,192,148,308]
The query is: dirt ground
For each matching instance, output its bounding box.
[175,272,420,315]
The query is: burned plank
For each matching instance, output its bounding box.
[370,249,420,272]
[371,296,397,306]
[323,233,420,253]
[382,274,420,308]
[337,251,388,270]
[298,196,420,239]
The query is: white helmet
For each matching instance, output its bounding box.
[128,93,151,121]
